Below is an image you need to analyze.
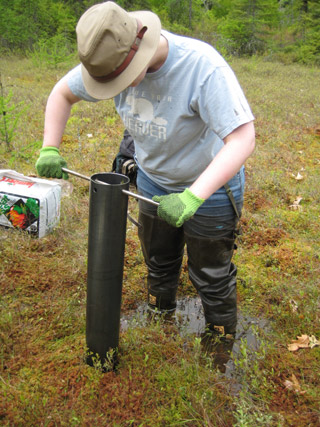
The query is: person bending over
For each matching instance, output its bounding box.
[36,2,255,338]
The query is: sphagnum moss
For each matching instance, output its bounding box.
[0,56,319,426]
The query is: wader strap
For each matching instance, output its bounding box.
[224,183,240,219]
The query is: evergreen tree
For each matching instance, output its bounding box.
[0,0,76,50]
[217,0,280,55]
[0,0,319,64]
[298,0,320,62]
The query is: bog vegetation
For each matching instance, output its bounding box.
[0,0,320,426]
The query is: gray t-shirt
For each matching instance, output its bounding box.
[66,30,254,191]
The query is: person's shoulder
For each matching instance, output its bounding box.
[164,30,227,67]
[62,64,100,102]
[59,64,81,84]
[65,64,82,78]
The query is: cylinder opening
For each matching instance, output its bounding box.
[91,172,130,186]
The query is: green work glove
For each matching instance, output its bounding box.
[153,188,205,227]
[35,147,68,179]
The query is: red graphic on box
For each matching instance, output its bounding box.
[0,177,35,188]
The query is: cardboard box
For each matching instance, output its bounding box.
[0,170,61,238]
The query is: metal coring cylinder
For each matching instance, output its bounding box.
[86,172,130,369]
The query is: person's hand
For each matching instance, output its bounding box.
[35,147,68,179]
[153,188,205,227]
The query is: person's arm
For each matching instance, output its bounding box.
[153,121,255,227]
[189,121,255,199]
[43,80,81,148]
[35,80,81,179]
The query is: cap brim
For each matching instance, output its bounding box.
[81,10,161,100]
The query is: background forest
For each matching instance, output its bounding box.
[0,0,320,65]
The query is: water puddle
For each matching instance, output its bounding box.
[121,296,206,335]
[121,296,269,393]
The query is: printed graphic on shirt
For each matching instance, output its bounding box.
[122,95,168,141]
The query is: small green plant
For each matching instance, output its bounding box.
[27,35,75,70]
[87,348,117,373]
[0,75,28,150]
[8,140,42,169]
[234,395,275,427]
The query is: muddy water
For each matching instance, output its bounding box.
[120,296,206,335]
[121,296,269,391]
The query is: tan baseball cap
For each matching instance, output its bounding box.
[76,2,161,99]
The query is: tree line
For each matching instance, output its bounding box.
[0,0,319,65]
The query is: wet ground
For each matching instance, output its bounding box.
[121,296,269,392]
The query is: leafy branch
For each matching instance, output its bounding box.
[0,73,28,150]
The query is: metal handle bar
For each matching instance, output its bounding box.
[62,167,159,207]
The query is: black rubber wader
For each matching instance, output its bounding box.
[138,199,241,332]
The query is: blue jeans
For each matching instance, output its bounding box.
[137,167,244,225]
[136,167,244,328]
